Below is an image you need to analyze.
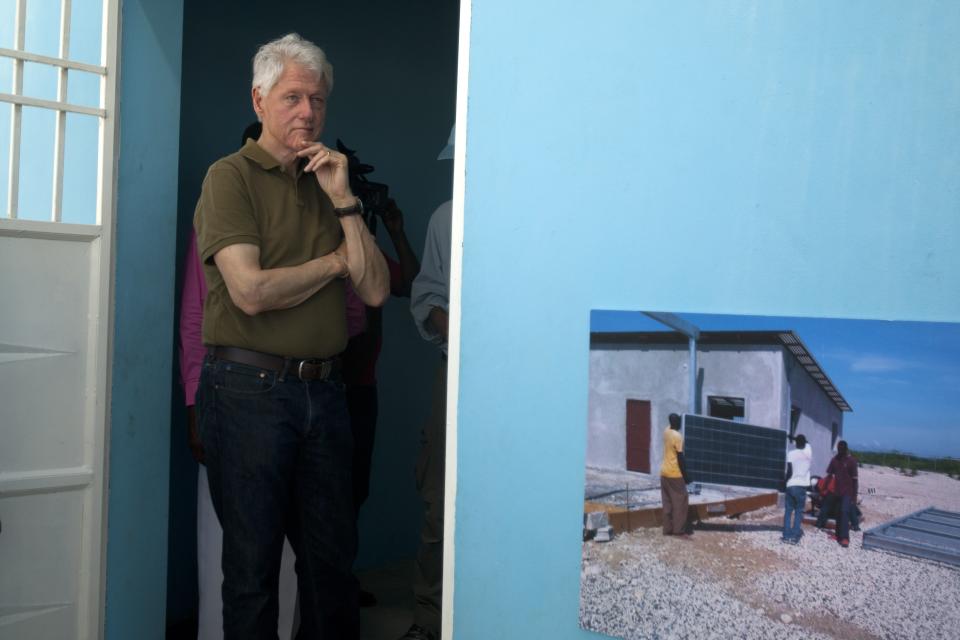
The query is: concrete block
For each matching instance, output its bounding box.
[585,511,610,530]
[594,525,614,542]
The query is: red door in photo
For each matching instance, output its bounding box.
[625,399,651,473]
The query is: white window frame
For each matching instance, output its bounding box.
[707,394,747,423]
[1,0,116,226]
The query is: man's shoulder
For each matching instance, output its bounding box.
[206,148,256,176]
[427,200,453,232]
[200,148,272,201]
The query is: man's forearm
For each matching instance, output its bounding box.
[428,306,449,341]
[677,452,690,482]
[340,215,389,306]
[251,257,346,312]
[216,244,347,315]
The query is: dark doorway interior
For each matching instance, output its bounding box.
[708,395,745,422]
[168,0,460,632]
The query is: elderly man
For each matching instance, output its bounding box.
[194,33,388,639]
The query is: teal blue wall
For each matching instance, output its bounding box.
[454,1,960,637]
[105,0,183,637]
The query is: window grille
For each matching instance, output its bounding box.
[1,0,114,225]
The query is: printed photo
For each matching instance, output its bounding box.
[579,311,960,640]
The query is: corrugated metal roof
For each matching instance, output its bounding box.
[591,330,852,412]
[862,507,960,567]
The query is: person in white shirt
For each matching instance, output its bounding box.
[782,434,812,544]
[400,127,453,640]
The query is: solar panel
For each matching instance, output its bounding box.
[683,415,786,490]
[863,508,960,567]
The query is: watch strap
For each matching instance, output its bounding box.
[333,198,363,218]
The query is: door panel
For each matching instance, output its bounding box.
[0,228,107,640]
[625,399,651,473]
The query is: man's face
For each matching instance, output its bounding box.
[253,62,328,156]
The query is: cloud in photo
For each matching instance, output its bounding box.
[849,355,916,373]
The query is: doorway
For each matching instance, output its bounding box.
[168,1,463,637]
[625,399,652,473]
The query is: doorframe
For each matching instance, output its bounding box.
[90,0,123,635]
[441,0,473,636]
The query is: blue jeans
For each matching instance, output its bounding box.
[782,486,806,540]
[197,355,358,639]
[816,494,854,541]
[836,494,852,541]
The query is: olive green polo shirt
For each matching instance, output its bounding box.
[193,139,347,358]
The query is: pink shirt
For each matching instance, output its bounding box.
[178,233,208,406]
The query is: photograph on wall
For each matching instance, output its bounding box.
[578,310,960,640]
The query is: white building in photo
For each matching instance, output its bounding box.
[587,330,852,477]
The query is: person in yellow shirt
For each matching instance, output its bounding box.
[660,413,692,536]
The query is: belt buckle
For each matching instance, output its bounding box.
[297,359,330,380]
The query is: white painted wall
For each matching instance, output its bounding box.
[698,346,783,429]
[587,342,842,476]
[587,346,688,471]
[784,350,844,475]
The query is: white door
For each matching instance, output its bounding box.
[0,0,119,637]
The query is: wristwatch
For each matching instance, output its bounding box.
[333,197,363,218]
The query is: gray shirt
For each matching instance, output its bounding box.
[410,200,452,353]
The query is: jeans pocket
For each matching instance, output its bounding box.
[216,362,278,395]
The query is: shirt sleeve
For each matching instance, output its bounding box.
[178,232,208,406]
[410,200,452,351]
[194,163,261,265]
[671,430,683,454]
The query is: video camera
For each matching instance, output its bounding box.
[336,139,390,236]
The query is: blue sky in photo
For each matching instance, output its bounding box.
[591,310,960,458]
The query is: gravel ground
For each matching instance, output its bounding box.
[580,465,960,640]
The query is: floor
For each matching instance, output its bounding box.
[357,560,417,640]
[165,560,416,640]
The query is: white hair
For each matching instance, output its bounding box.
[252,33,334,97]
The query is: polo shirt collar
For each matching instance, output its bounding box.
[240,138,281,171]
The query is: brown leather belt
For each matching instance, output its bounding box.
[209,346,340,381]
